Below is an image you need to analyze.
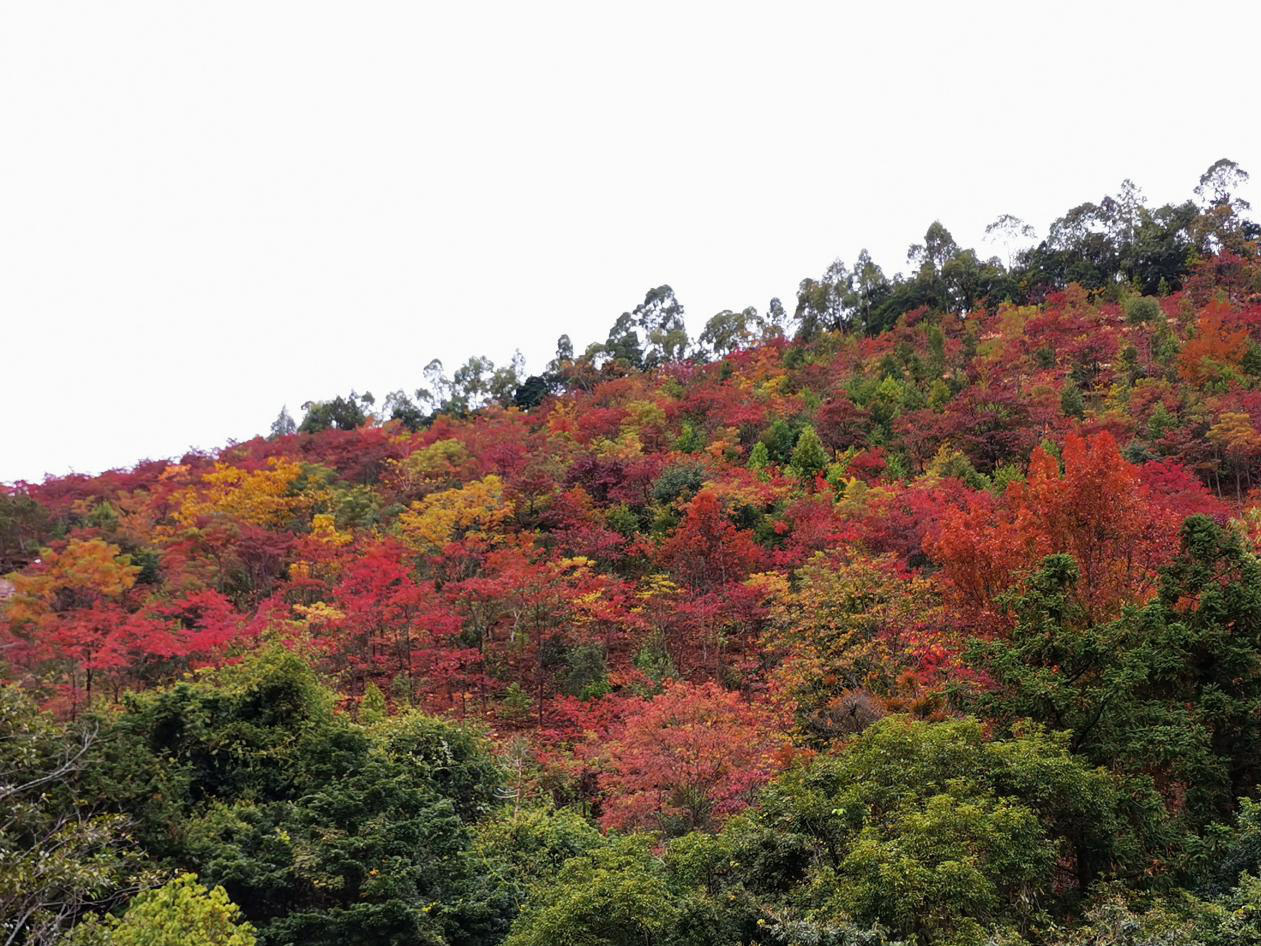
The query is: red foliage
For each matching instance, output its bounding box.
[595,681,783,833]
[658,491,765,590]
[929,432,1181,627]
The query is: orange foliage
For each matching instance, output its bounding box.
[1179,301,1251,382]
[929,432,1180,626]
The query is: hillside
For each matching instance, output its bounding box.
[5,165,1261,945]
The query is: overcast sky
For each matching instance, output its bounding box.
[2,1,1258,484]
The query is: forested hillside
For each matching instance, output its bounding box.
[5,161,1261,946]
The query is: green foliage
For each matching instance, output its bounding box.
[790,425,830,481]
[748,440,771,471]
[562,644,610,700]
[633,632,677,690]
[965,518,1261,827]
[1196,797,1261,895]
[832,788,1049,945]
[604,503,640,537]
[95,652,508,946]
[504,836,680,946]
[1124,295,1163,325]
[358,682,387,725]
[71,874,256,946]
[760,419,800,464]
[107,648,338,829]
[267,406,297,439]
[512,375,552,411]
[1050,877,1261,946]
[375,710,503,821]
[743,717,1165,943]
[299,391,374,433]
[675,421,705,454]
[500,682,534,724]
[883,451,910,481]
[924,445,985,489]
[1060,383,1085,419]
[1243,341,1261,377]
[651,464,704,506]
[473,807,607,911]
[1147,402,1176,440]
[0,492,51,572]
[181,759,489,946]
[0,685,153,946]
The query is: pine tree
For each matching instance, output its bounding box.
[790,425,829,481]
[747,440,770,471]
[268,405,296,439]
[359,683,387,725]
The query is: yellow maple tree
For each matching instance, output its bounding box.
[4,538,139,624]
[172,458,303,529]
[397,475,511,552]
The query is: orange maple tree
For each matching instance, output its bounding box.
[929,431,1180,627]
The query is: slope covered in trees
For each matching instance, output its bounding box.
[5,161,1261,945]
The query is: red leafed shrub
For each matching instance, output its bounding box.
[595,681,784,834]
[929,431,1181,627]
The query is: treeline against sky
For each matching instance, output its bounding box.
[3,159,1261,945]
[277,158,1258,437]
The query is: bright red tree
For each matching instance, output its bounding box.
[595,681,783,834]
[929,432,1180,626]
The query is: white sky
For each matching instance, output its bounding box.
[2,1,1258,484]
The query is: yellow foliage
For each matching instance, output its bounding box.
[572,589,606,609]
[173,458,303,529]
[978,303,1039,361]
[636,573,680,600]
[744,570,789,601]
[921,444,979,486]
[755,375,789,399]
[310,513,353,547]
[292,601,345,626]
[762,550,940,732]
[397,475,511,552]
[622,400,667,433]
[546,400,579,439]
[705,426,742,462]
[391,439,472,496]
[1210,411,1261,460]
[834,479,896,516]
[592,429,643,460]
[1237,506,1261,553]
[4,538,138,623]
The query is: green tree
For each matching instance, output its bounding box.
[741,717,1165,943]
[965,517,1261,827]
[267,407,296,439]
[298,391,374,433]
[634,286,689,368]
[759,419,799,465]
[1059,383,1085,419]
[747,440,771,472]
[790,424,830,481]
[72,874,256,946]
[472,807,607,914]
[0,685,151,946]
[358,682,387,725]
[0,492,52,572]
[699,306,762,357]
[99,651,508,946]
[675,421,705,454]
[603,312,644,370]
[504,836,680,946]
